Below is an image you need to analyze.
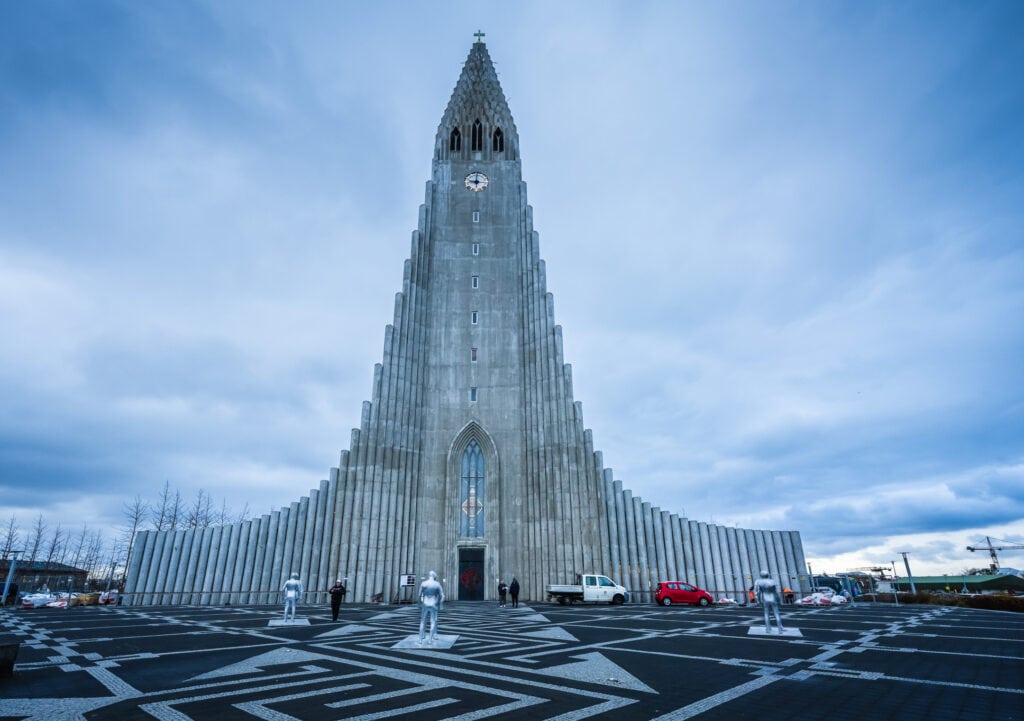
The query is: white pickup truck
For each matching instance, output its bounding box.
[545,574,628,605]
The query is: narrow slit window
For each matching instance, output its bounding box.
[471,347,477,362]
[472,243,480,256]
[471,311,478,324]
[471,119,483,151]
[471,275,479,289]
[470,387,478,402]
[492,127,504,152]
[472,211,480,223]
[450,127,461,152]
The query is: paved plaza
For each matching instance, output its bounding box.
[1,601,1022,720]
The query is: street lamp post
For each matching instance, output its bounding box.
[890,560,899,607]
[1,551,21,607]
[899,552,917,594]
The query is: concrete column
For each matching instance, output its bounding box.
[586,436,610,575]
[248,514,270,604]
[238,519,259,604]
[311,478,331,602]
[632,497,651,602]
[278,502,298,589]
[180,527,204,604]
[697,522,713,592]
[189,527,212,605]
[743,529,758,592]
[360,363,386,604]
[298,492,317,602]
[750,530,767,579]
[790,532,810,594]
[668,513,684,582]
[650,505,668,585]
[683,520,697,585]
[735,528,753,604]
[136,530,160,605]
[228,520,252,604]
[724,527,741,601]
[124,530,152,606]
[770,531,786,587]
[781,530,799,592]
[155,530,184,605]
[215,523,239,605]
[170,529,195,605]
[200,525,225,606]
[326,452,349,598]
[711,525,730,600]
[269,508,289,600]
[141,531,168,606]
[148,531,174,605]
[259,511,281,605]
[620,488,641,597]
[349,402,374,603]
[603,472,621,583]
[613,482,634,594]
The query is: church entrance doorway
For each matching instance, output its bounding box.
[458,547,485,600]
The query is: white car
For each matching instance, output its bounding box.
[21,592,57,608]
[797,591,847,606]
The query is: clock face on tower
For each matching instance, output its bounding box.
[464,172,489,192]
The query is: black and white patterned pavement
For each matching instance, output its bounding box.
[1,601,1022,720]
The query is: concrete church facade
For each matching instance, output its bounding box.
[124,40,808,606]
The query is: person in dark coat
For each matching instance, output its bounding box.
[509,577,520,608]
[328,579,346,621]
[498,579,508,607]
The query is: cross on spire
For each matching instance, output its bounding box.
[473,30,485,43]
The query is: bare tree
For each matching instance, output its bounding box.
[27,513,46,563]
[168,488,183,531]
[69,524,90,569]
[120,495,149,579]
[214,497,231,526]
[82,530,104,579]
[235,502,251,524]
[152,480,175,531]
[185,488,213,530]
[1,514,18,559]
[43,523,65,566]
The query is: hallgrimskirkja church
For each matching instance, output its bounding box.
[124,40,808,606]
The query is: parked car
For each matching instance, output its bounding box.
[21,592,57,609]
[655,581,713,607]
[797,591,847,606]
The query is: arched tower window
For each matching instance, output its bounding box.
[471,119,483,152]
[492,127,504,153]
[449,127,461,152]
[460,440,485,537]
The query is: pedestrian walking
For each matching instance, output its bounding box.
[329,579,346,621]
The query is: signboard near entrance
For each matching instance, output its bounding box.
[400,574,416,588]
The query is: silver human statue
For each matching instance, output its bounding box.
[754,569,784,633]
[282,572,303,622]
[418,571,445,645]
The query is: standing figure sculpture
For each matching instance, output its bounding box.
[282,572,303,622]
[754,570,784,634]
[418,571,445,645]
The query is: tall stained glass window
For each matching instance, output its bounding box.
[460,440,485,537]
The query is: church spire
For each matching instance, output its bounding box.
[436,38,519,161]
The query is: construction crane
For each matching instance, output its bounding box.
[965,536,1024,573]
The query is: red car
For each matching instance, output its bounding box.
[655,581,713,606]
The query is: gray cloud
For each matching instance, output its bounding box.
[2,2,1022,576]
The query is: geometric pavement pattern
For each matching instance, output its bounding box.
[1,601,1022,720]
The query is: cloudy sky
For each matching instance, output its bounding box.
[2,1,1022,577]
